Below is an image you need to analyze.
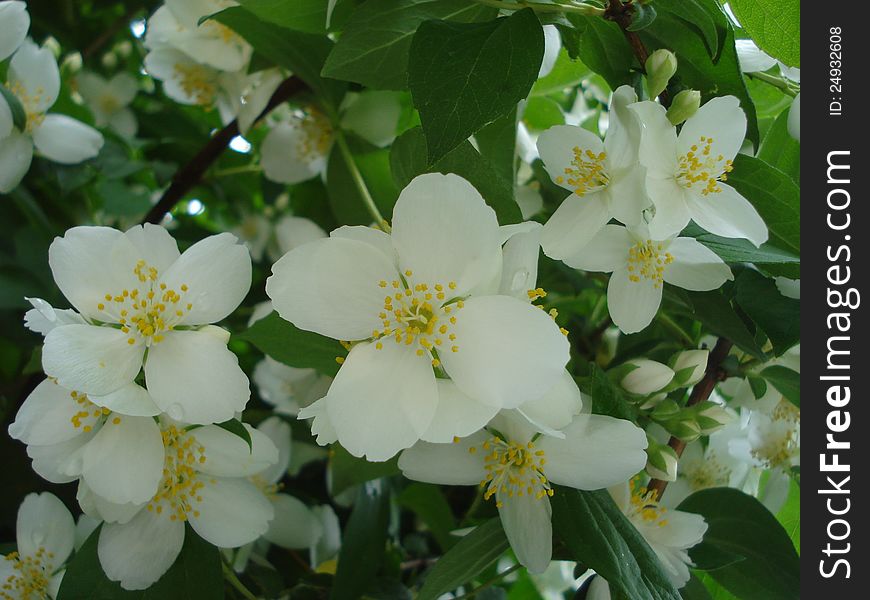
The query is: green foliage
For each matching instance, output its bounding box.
[398,483,457,551]
[329,444,400,496]
[561,15,634,90]
[734,269,800,356]
[760,366,800,408]
[730,0,800,67]
[215,418,253,450]
[757,108,800,184]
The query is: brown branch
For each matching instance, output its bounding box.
[142,76,308,225]
[647,337,733,499]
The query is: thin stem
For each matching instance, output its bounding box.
[334,130,390,232]
[746,71,799,97]
[451,563,522,599]
[222,562,257,600]
[472,0,605,16]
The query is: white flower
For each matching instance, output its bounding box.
[253,357,332,416]
[261,106,334,185]
[75,71,138,138]
[538,25,561,78]
[671,349,708,387]
[273,215,328,257]
[788,93,800,142]
[537,86,649,261]
[87,418,278,590]
[0,492,75,600]
[631,96,768,245]
[620,359,674,395]
[662,436,749,507]
[268,173,570,460]
[1,41,104,193]
[232,213,273,262]
[565,224,732,333]
[0,0,29,61]
[339,90,403,149]
[41,224,252,424]
[399,412,648,573]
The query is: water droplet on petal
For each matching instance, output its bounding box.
[167,403,184,421]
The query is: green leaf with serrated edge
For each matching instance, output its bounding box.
[216,418,252,451]
[734,269,799,356]
[417,518,510,600]
[408,9,543,164]
[677,488,800,600]
[329,444,399,496]
[531,49,590,97]
[331,481,391,600]
[0,83,26,131]
[57,525,222,600]
[757,107,800,184]
[398,483,457,551]
[760,365,800,408]
[321,0,496,90]
[214,6,346,109]
[551,488,681,600]
[640,12,759,146]
[237,0,352,33]
[730,0,799,67]
[235,311,344,377]
[389,127,522,225]
[654,0,726,58]
[562,15,634,90]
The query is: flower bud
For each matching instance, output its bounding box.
[640,392,667,410]
[646,442,678,481]
[670,349,709,387]
[694,401,734,434]
[645,49,677,99]
[651,398,680,421]
[664,417,702,443]
[620,359,674,396]
[666,89,701,125]
[101,52,118,70]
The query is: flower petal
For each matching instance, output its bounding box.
[663,238,733,291]
[17,492,75,569]
[193,422,279,478]
[498,223,542,300]
[9,40,60,113]
[646,178,693,241]
[27,433,94,484]
[538,414,648,489]
[630,100,678,176]
[536,124,605,194]
[0,1,29,61]
[398,431,488,486]
[297,397,338,446]
[123,223,180,275]
[440,295,569,409]
[81,415,164,505]
[540,194,610,262]
[330,225,397,265]
[421,380,500,443]
[274,215,327,255]
[43,324,144,395]
[686,183,769,246]
[0,129,33,193]
[8,379,86,445]
[562,224,631,273]
[145,328,249,424]
[266,236,399,341]
[89,382,161,417]
[497,494,552,574]
[678,96,746,162]
[33,114,104,164]
[604,85,641,170]
[606,269,662,334]
[606,164,649,226]
[256,416,292,483]
[260,121,325,184]
[325,341,438,461]
[77,480,144,524]
[516,370,583,434]
[189,477,274,548]
[264,494,323,549]
[390,173,501,296]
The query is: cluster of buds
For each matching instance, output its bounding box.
[645,434,678,481]
[616,349,709,399]
[650,398,733,442]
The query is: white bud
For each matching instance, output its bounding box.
[666,89,701,125]
[672,349,709,387]
[696,402,734,434]
[645,49,677,99]
[646,444,678,481]
[621,359,674,396]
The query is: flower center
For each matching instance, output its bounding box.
[173,63,217,106]
[554,147,610,196]
[373,270,462,368]
[146,425,207,522]
[295,107,333,163]
[751,401,800,470]
[469,436,553,507]
[684,451,731,491]
[627,240,674,287]
[98,93,121,115]
[1,547,54,600]
[6,81,47,133]
[676,136,734,196]
[96,260,192,347]
[627,480,669,527]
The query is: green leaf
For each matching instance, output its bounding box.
[734,269,799,356]
[668,289,766,359]
[562,15,634,90]
[214,6,346,109]
[653,0,727,58]
[727,154,800,255]
[326,137,399,224]
[408,9,544,164]
[330,444,400,496]
[331,481,391,600]
[389,127,522,225]
[681,574,715,600]
[757,108,800,184]
[0,83,27,131]
[522,97,564,131]
[473,108,517,186]
[531,49,590,96]
[551,488,681,600]
[216,418,252,451]
[398,483,457,551]
[747,375,767,399]
[626,3,657,32]
[418,518,509,600]
[760,365,800,408]
[578,364,638,421]
[677,488,800,600]
[57,526,222,600]
[775,477,800,552]
[235,311,344,377]
[730,0,800,67]
[321,0,495,90]
[694,234,799,267]
[237,0,352,33]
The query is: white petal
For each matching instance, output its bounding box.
[123,223,180,275]
[189,477,274,548]
[604,85,641,170]
[159,232,251,325]
[0,129,33,193]
[27,433,95,484]
[646,178,693,241]
[256,416,292,482]
[107,72,138,106]
[0,93,11,139]
[329,225,396,265]
[274,215,327,255]
[390,173,501,297]
[266,237,399,341]
[562,224,631,273]
[108,108,138,138]
[9,40,60,113]
[663,238,733,291]
[145,329,249,424]
[440,295,569,409]
[788,93,800,142]
[340,90,402,148]
[193,423,279,478]
[8,379,87,445]
[43,324,144,395]
[497,494,552,573]
[238,69,283,135]
[516,370,583,433]
[310,505,341,566]
[325,341,438,461]
[89,382,161,417]
[536,124,606,194]
[0,1,29,61]
[260,121,324,184]
[17,492,75,569]
[143,48,218,106]
[606,164,648,226]
[540,194,610,262]
[587,576,613,600]
[98,509,185,590]
[23,297,87,336]
[33,114,104,164]
[77,480,144,524]
[421,380,500,443]
[81,415,164,504]
[297,397,338,446]
[735,39,777,73]
[678,96,746,162]
[537,414,648,489]
[686,183,769,246]
[606,269,662,334]
[264,494,323,549]
[398,431,488,485]
[498,223,542,300]
[75,515,101,551]
[630,101,678,176]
